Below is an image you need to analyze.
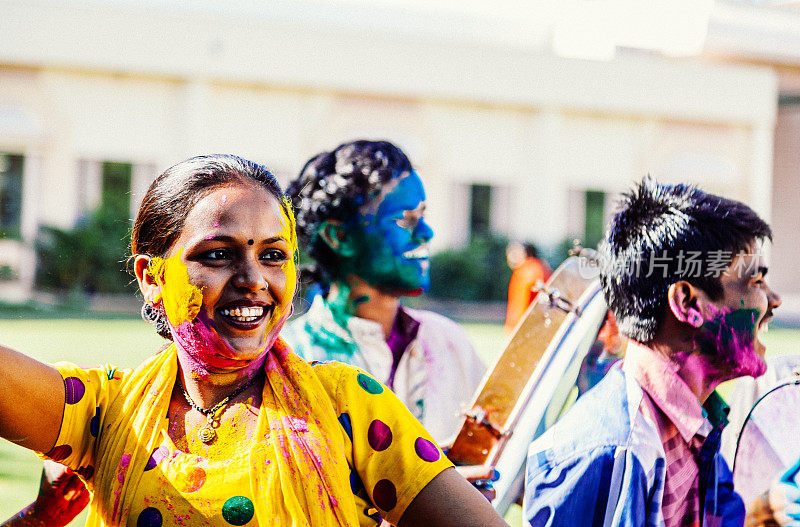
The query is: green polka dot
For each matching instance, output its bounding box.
[357,373,384,394]
[222,496,254,525]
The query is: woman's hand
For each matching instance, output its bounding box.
[764,459,800,527]
[1,461,90,527]
[454,465,499,502]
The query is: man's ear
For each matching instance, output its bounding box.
[667,281,706,328]
[134,255,162,304]
[318,220,357,258]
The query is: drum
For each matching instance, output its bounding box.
[733,373,800,507]
[447,254,621,513]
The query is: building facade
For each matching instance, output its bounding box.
[0,0,793,306]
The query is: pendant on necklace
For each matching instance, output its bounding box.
[198,413,216,443]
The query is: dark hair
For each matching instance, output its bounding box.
[599,176,771,343]
[132,154,289,338]
[286,140,413,286]
[523,243,539,259]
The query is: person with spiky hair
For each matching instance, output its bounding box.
[523,177,781,526]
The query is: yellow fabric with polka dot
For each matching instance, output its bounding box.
[41,342,452,526]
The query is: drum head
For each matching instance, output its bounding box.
[733,380,800,506]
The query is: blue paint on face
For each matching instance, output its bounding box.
[342,171,434,294]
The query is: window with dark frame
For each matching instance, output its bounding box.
[469,183,492,239]
[584,189,606,250]
[101,162,132,221]
[0,153,24,240]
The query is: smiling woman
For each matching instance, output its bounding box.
[0,154,507,527]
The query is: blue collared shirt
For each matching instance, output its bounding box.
[523,363,745,526]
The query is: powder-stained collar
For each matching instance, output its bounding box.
[393,305,422,343]
[622,341,721,442]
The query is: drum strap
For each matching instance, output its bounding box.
[733,379,799,474]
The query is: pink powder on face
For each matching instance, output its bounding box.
[171,307,288,378]
[695,304,766,378]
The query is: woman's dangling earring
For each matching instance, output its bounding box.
[141,302,160,324]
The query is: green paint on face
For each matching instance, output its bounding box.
[327,281,355,329]
[334,171,433,294]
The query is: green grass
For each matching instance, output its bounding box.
[0,318,164,524]
[0,317,796,525]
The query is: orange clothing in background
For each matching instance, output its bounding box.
[504,257,551,333]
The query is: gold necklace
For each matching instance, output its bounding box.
[178,374,261,443]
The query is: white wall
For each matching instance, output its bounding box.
[0,0,780,299]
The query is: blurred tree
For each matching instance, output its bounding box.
[35,206,134,295]
[429,235,512,301]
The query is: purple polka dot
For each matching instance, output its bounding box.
[414,437,441,462]
[45,444,72,461]
[76,465,94,479]
[367,420,392,451]
[64,377,85,405]
[372,479,397,512]
[137,507,162,527]
[144,446,168,471]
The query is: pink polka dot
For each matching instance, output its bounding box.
[367,420,392,451]
[372,479,397,512]
[64,377,85,404]
[45,444,72,461]
[414,437,441,462]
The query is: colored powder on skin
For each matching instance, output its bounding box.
[149,253,279,374]
[150,249,203,327]
[269,198,299,332]
[695,304,766,378]
[335,171,431,294]
[353,295,370,306]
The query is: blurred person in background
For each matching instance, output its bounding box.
[504,241,550,333]
[284,140,486,446]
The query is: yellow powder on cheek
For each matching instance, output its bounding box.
[149,249,204,326]
[271,202,298,324]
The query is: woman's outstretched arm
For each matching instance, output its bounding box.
[0,344,65,453]
[1,461,90,527]
[398,467,508,527]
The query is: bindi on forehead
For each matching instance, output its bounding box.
[248,239,254,246]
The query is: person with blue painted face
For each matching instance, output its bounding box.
[284,140,486,445]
